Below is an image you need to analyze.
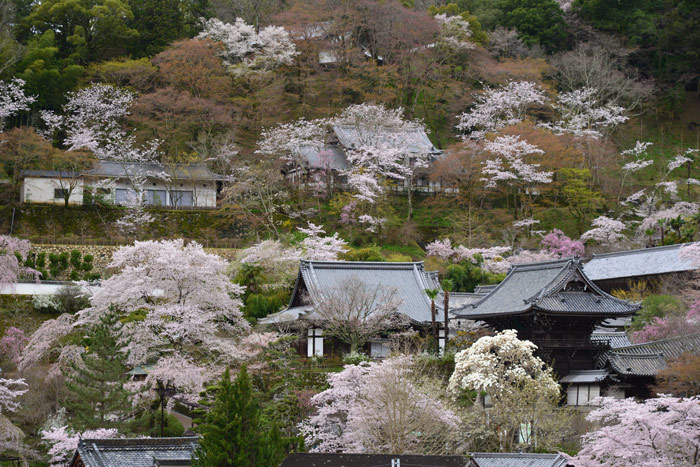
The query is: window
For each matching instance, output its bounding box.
[370,340,390,358]
[307,328,323,357]
[567,384,601,406]
[53,188,68,199]
[171,190,194,207]
[146,189,167,206]
[115,188,131,205]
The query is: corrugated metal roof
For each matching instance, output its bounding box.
[591,332,632,348]
[72,437,198,467]
[560,369,609,384]
[332,124,440,154]
[453,258,640,319]
[583,243,698,281]
[469,452,570,467]
[293,145,349,171]
[84,161,224,180]
[285,260,441,324]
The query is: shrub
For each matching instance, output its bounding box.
[54,284,91,314]
[32,294,61,314]
[342,351,370,365]
[36,252,46,268]
[342,247,385,262]
[70,250,82,268]
[630,295,686,331]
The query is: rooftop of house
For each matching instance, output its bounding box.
[83,161,224,181]
[331,124,441,154]
[468,452,570,467]
[281,453,468,467]
[590,331,633,349]
[69,437,198,467]
[21,169,81,178]
[604,334,700,377]
[583,242,698,281]
[452,258,640,320]
[560,369,609,384]
[261,260,441,325]
[292,145,350,171]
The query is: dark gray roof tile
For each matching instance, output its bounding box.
[583,243,698,281]
[469,452,570,467]
[72,437,198,467]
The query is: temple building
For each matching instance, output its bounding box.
[452,258,641,405]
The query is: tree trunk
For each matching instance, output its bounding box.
[443,289,449,352]
[431,300,437,354]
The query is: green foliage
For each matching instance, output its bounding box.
[342,351,370,365]
[63,308,131,431]
[630,294,686,331]
[496,0,568,51]
[561,168,602,235]
[132,410,185,437]
[243,292,287,323]
[36,252,46,268]
[54,284,91,314]
[428,3,489,45]
[342,246,385,262]
[445,260,503,292]
[193,366,289,467]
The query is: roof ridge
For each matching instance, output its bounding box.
[590,242,696,259]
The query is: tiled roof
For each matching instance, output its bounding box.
[275,260,442,324]
[560,369,609,384]
[71,437,198,467]
[469,452,570,467]
[83,161,223,181]
[591,332,633,349]
[448,292,487,308]
[332,124,441,154]
[22,169,80,178]
[281,453,467,467]
[453,258,640,319]
[293,145,349,171]
[583,243,698,281]
[259,305,312,325]
[605,334,700,377]
[474,285,497,294]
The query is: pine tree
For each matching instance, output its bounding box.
[193,365,287,466]
[63,308,131,431]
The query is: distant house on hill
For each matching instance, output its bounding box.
[260,260,457,357]
[21,161,223,208]
[583,243,699,293]
[283,124,445,193]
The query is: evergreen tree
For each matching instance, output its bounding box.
[63,308,131,431]
[193,365,287,467]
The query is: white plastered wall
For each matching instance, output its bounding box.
[21,177,84,205]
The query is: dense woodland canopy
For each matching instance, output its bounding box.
[1,0,700,464]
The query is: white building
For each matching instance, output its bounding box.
[21,161,223,208]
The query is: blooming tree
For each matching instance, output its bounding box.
[540,229,584,257]
[435,14,476,52]
[457,81,547,140]
[41,424,119,467]
[0,78,34,133]
[572,395,700,466]
[541,87,628,138]
[449,330,562,451]
[0,235,39,285]
[0,371,34,462]
[300,356,460,454]
[580,216,627,246]
[632,300,700,343]
[198,18,298,75]
[0,327,28,365]
[298,223,348,260]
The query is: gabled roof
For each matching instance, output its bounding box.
[331,124,441,154]
[292,145,349,171]
[560,369,609,384]
[83,161,224,181]
[270,260,441,324]
[453,258,640,319]
[583,243,698,281]
[70,437,198,467]
[605,334,700,377]
[469,452,570,467]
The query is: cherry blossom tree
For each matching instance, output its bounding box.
[435,14,476,52]
[198,17,298,75]
[541,87,628,139]
[300,356,460,454]
[631,301,700,343]
[572,395,700,466]
[580,216,628,246]
[540,229,585,257]
[298,223,348,260]
[0,78,34,134]
[41,424,119,467]
[482,135,552,218]
[0,235,39,285]
[449,330,562,451]
[0,327,28,365]
[456,81,547,140]
[0,371,33,461]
